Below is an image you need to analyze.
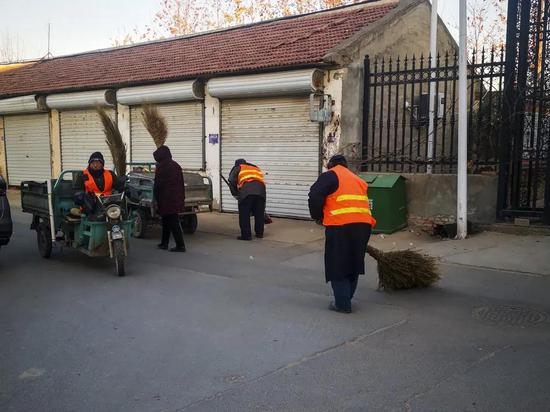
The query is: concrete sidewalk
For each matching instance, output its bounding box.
[198,212,550,276]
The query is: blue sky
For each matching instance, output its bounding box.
[0,0,463,61]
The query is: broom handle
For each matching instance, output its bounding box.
[220,173,230,187]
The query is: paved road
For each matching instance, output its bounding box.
[1,208,549,411]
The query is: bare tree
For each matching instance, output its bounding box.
[468,0,507,52]
[0,32,24,63]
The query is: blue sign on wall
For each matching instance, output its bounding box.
[208,134,219,144]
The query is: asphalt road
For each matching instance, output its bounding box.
[1,209,549,411]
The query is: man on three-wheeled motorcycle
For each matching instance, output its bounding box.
[73,152,126,218]
[20,150,133,276]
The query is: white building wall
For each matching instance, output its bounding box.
[0,116,6,181]
[117,104,131,164]
[204,88,221,209]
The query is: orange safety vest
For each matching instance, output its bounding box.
[83,168,113,196]
[323,165,376,227]
[237,164,265,189]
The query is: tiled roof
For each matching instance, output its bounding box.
[0,1,397,98]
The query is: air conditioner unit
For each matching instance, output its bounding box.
[411,93,445,126]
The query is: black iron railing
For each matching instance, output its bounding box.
[361,48,506,174]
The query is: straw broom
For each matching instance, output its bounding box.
[366,245,441,291]
[141,104,168,148]
[96,107,127,176]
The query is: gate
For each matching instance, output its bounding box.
[497,0,550,223]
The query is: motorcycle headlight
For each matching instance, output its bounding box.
[106,205,122,219]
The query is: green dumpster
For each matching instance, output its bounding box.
[360,174,407,234]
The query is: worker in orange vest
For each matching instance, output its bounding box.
[74,152,124,215]
[228,158,266,240]
[308,155,376,314]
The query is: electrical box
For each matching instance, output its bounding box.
[309,93,332,124]
[411,93,445,126]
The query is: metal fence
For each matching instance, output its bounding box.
[361,48,506,173]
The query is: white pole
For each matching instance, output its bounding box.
[427,0,438,174]
[456,0,468,239]
[46,179,56,241]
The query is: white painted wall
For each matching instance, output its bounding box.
[117,104,131,164]
[322,69,345,171]
[0,115,6,180]
[204,88,221,209]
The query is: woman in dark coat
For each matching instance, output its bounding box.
[153,145,186,252]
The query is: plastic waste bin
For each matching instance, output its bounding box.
[360,174,407,234]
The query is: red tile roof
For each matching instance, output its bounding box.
[0,2,397,98]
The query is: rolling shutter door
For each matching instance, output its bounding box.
[130,102,203,169]
[60,109,114,170]
[221,97,320,218]
[4,114,51,185]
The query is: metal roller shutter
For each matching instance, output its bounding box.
[130,102,203,169]
[221,97,320,218]
[4,114,51,185]
[60,109,114,171]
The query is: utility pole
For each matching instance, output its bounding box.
[426,0,438,174]
[456,0,468,239]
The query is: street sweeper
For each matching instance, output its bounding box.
[73,152,126,216]
[227,159,267,241]
[308,154,376,314]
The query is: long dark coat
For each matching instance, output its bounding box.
[153,146,185,216]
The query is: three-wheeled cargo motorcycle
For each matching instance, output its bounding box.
[21,170,133,276]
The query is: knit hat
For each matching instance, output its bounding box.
[327,154,348,169]
[88,152,105,165]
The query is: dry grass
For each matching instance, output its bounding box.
[366,245,441,291]
[141,104,168,148]
[96,107,126,176]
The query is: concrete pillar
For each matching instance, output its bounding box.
[204,88,221,210]
[117,104,131,164]
[50,109,62,176]
[322,69,345,171]
[0,116,6,180]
